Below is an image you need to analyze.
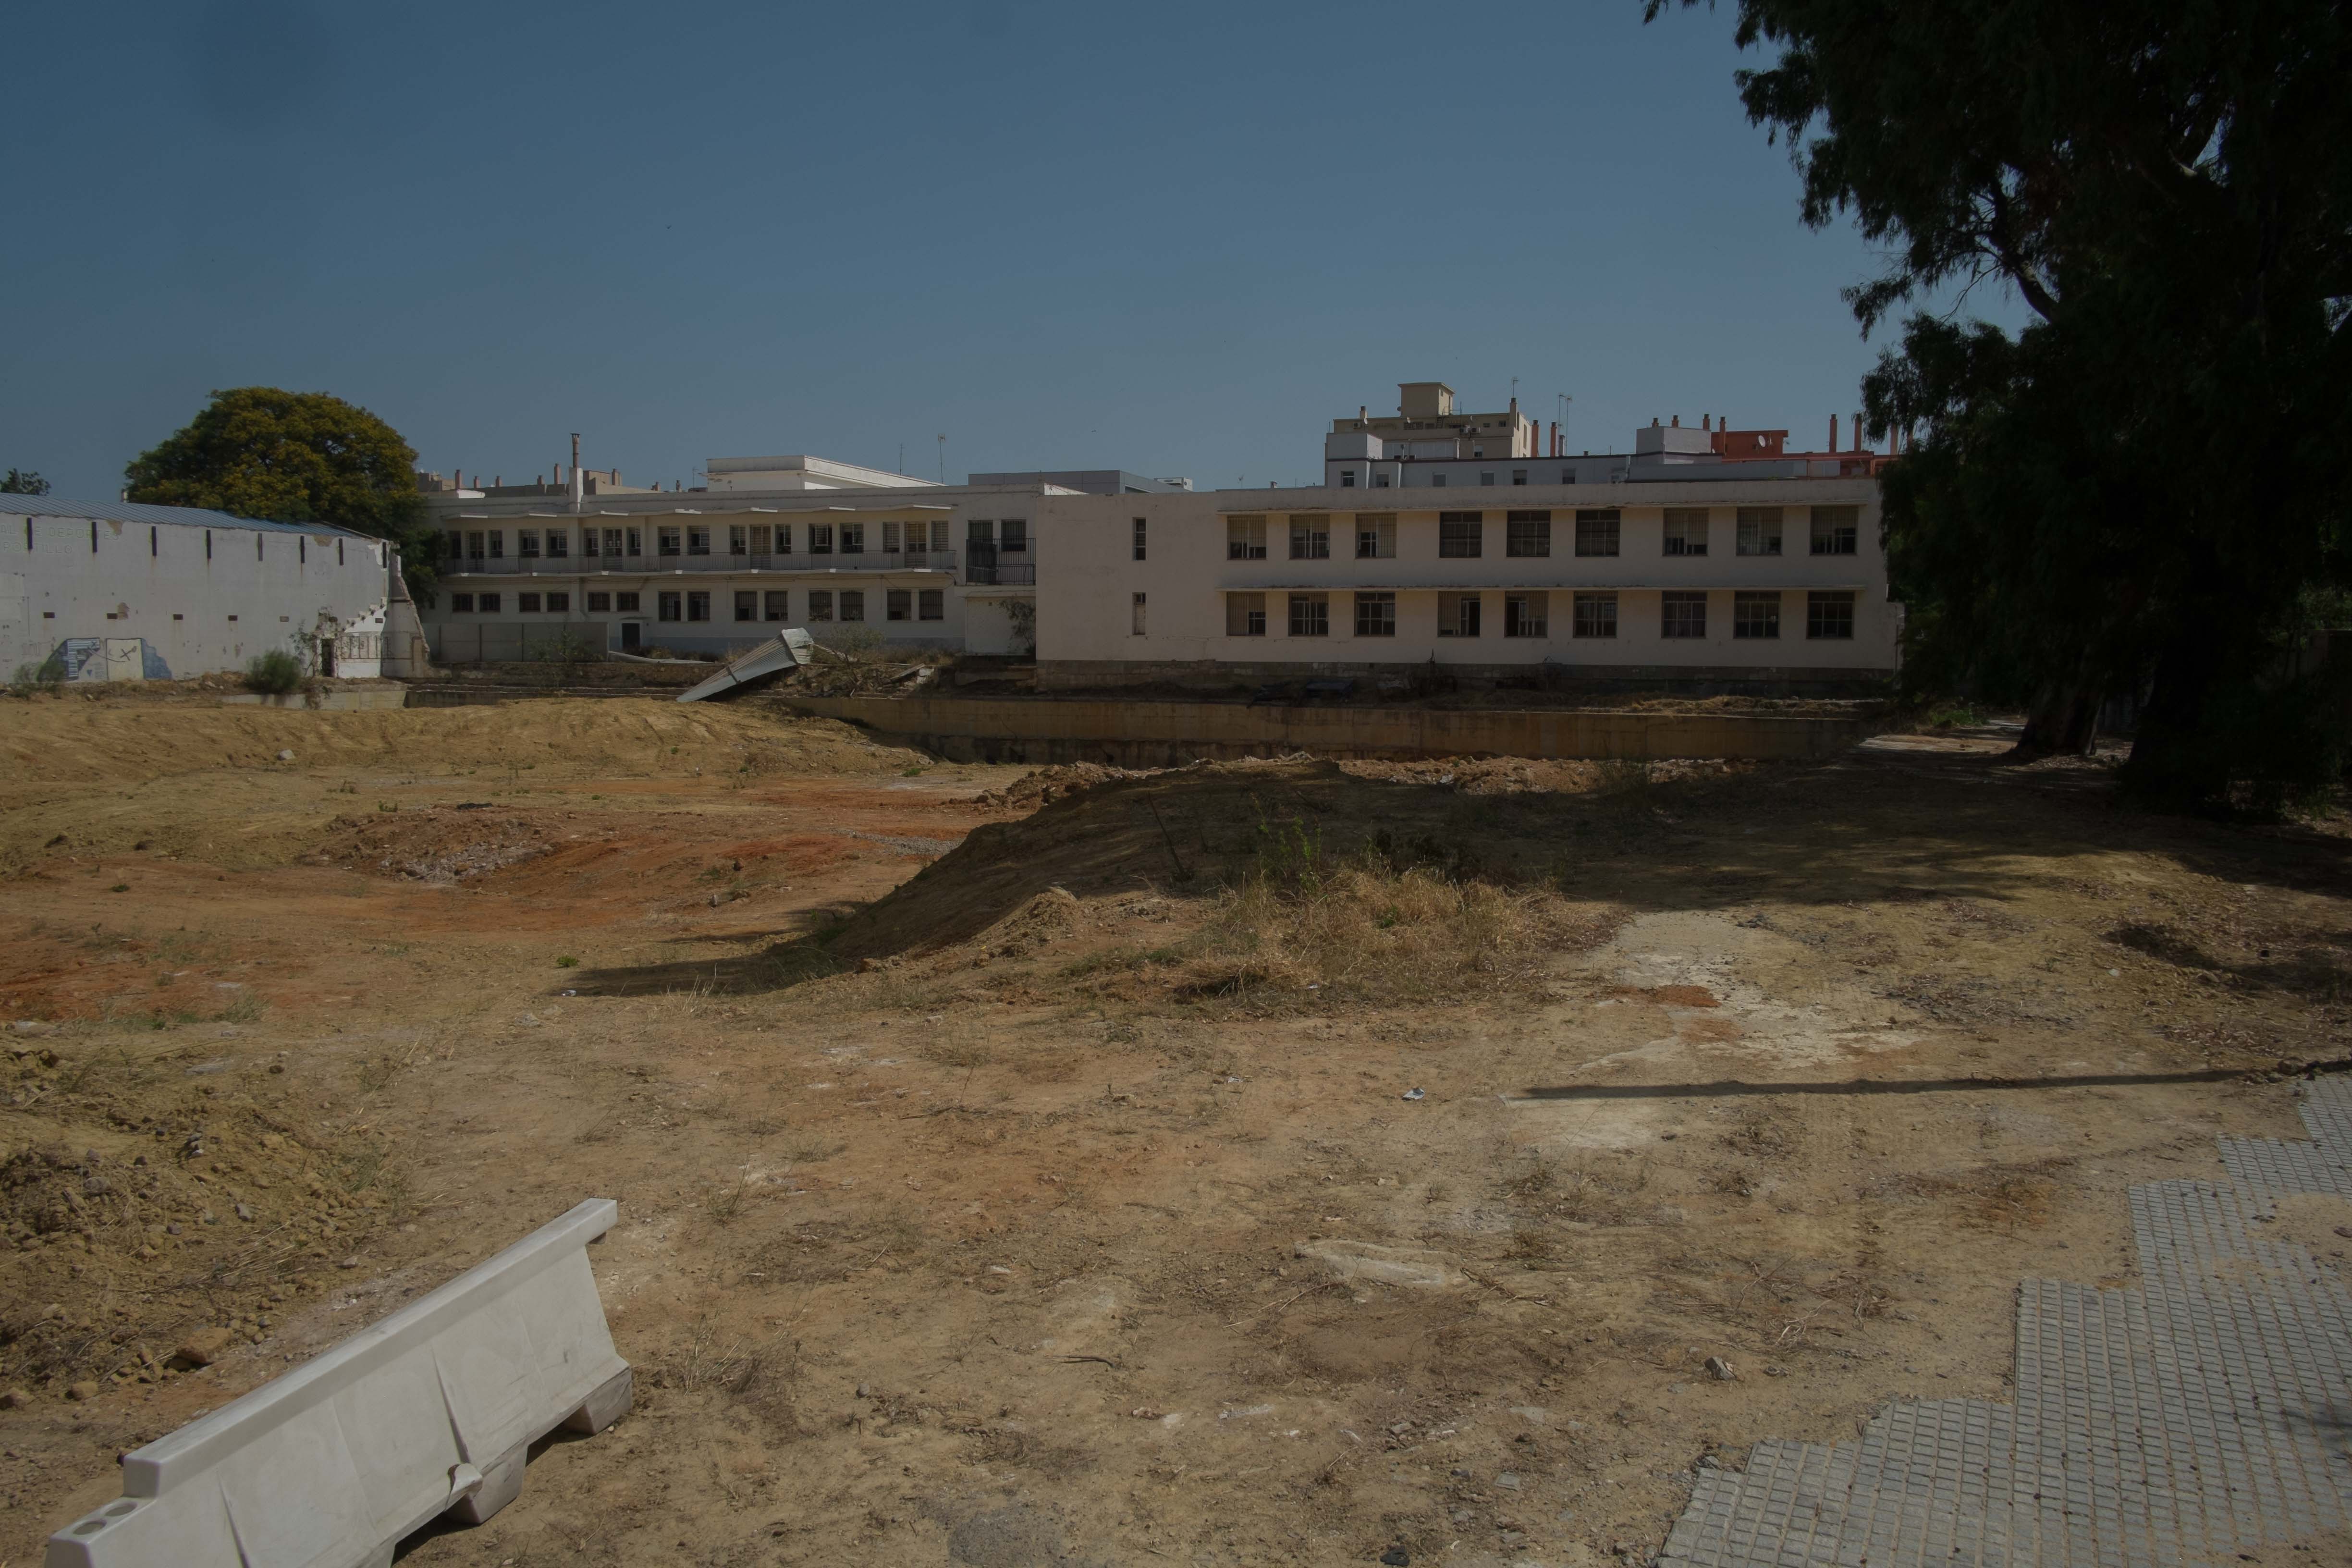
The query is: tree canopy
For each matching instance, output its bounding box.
[1652,0,2352,808]
[126,388,438,596]
[0,469,49,495]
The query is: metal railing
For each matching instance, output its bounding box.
[450,550,962,577]
[966,561,1036,586]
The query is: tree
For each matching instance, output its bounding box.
[0,469,49,495]
[126,388,440,599]
[1651,0,2352,808]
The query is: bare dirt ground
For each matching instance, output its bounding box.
[1,691,2349,1568]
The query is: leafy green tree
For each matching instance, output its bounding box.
[0,468,49,495]
[1651,0,2352,808]
[126,388,440,599]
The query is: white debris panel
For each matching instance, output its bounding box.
[674,626,816,702]
[47,1198,632,1568]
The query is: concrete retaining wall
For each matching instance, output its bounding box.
[776,693,1873,763]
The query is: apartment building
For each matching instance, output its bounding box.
[416,469,1054,661]
[1030,402,1899,691]
[3,498,403,681]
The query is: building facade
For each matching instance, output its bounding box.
[2,499,398,682]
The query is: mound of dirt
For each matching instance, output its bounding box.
[971,762,1159,808]
[0,1039,392,1404]
[306,807,560,882]
[0,697,924,790]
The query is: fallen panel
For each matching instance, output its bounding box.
[47,1198,632,1568]
[675,627,815,702]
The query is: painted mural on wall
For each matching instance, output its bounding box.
[52,637,172,682]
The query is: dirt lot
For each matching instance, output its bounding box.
[1,689,2349,1567]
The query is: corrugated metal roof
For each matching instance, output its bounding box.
[0,495,373,539]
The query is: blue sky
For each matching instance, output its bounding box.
[3,1,2018,499]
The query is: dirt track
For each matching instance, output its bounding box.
[1,691,2348,1567]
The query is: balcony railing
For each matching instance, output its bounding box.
[449,549,964,577]
[966,561,1036,586]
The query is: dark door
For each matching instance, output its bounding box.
[621,622,642,652]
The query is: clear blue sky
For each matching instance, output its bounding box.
[4,1,2013,499]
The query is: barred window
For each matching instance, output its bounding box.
[1736,507,1783,557]
[729,525,749,556]
[1288,514,1331,560]
[1575,508,1621,557]
[763,591,789,621]
[840,523,865,555]
[687,527,712,556]
[1437,591,1482,637]
[517,591,542,612]
[582,528,600,558]
[1132,517,1147,562]
[882,521,901,552]
[1354,591,1396,637]
[451,592,475,613]
[1505,510,1552,558]
[1504,590,1549,638]
[918,588,943,621]
[1732,590,1781,639]
[517,529,540,559]
[807,590,833,622]
[1807,590,1856,639]
[615,592,640,613]
[657,591,682,622]
[888,589,912,622]
[1438,511,1483,558]
[1663,508,1708,556]
[809,524,833,554]
[544,529,568,559]
[546,592,570,612]
[1130,592,1146,636]
[735,590,758,623]
[1810,505,1860,555]
[686,591,711,622]
[1661,591,1708,638]
[1227,514,1268,560]
[656,526,681,557]
[840,589,865,622]
[1355,514,1395,559]
[587,591,612,612]
[1227,592,1267,636]
[477,592,501,613]
[1572,591,1617,639]
[1287,593,1329,637]
[999,520,1027,552]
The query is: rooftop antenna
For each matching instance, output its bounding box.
[936,434,946,484]
[897,441,906,476]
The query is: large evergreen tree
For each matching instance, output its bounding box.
[1653,0,2352,808]
[126,388,440,598]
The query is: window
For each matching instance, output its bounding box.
[840,523,865,555]
[1663,508,1708,557]
[466,531,486,561]
[1807,590,1856,639]
[1560,467,1577,485]
[1130,592,1147,636]
[735,590,758,623]
[599,527,622,558]
[451,592,475,613]
[1373,472,1391,489]
[518,591,542,612]
[1810,505,1860,556]
[1572,591,1617,638]
[967,519,995,547]
[1575,508,1621,557]
[587,591,612,612]
[1472,447,1485,459]
[546,591,570,612]
[445,530,463,561]
[808,590,834,621]
[615,592,640,613]
[1287,593,1329,637]
[1512,469,1528,487]
[658,591,682,622]
[918,588,943,621]
[1506,510,1552,558]
[1132,517,1147,561]
[840,589,865,622]
[1662,591,1708,638]
[764,590,789,622]
[775,523,793,554]
[1736,507,1784,556]
[1437,592,1482,637]
[882,521,902,552]
[478,592,501,613]
[486,531,502,560]
[749,524,772,555]
[1000,519,1028,552]
[888,588,912,622]
[729,525,748,556]
[1438,511,1483,558]
[928,520,952,551]
[1504,591,1549,638]
[1288,514,1331,560]
[1227,593,1267,636]
[1226,515,1268,560]
[517,529,540,559]
[1340,471,1357,488]
[545,528,568,559]
[625,527,642,557]
[657,526,683,557]
[809,524,833,554]
[685,526,710,556]
[1479,472,1495,487]
[1732,590,1781,639]
[1431,472,1447,487]
[686,591,710,622]
[1355,514,1396,559]
[1354,591,1396,637]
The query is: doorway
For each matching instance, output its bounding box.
[620,622,642,652]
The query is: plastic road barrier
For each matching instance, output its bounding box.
[47,1199,633,1568]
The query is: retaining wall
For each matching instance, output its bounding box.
[776,693,1874,764]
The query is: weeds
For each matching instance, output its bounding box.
[216,992,267,1025]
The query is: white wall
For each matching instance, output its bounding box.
[2,510,390,681]
[1034,479,1901,679]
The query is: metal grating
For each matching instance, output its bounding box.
[1661,1076,2352,1567]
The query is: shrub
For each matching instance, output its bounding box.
[244,649,303,694]
[8,656,66,697]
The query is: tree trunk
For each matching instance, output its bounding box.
[2016,682,2100,754]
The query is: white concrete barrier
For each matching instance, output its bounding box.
[47,1199,632,1568]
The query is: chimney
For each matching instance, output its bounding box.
[1702,414,1711,431]
[1829,415,1838,453]
[1670,414,1679,427]
[569,433,584,513]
